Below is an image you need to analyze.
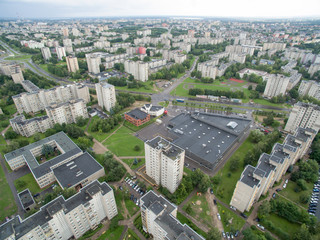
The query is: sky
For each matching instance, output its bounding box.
[0,0,320,19]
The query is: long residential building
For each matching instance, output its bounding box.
[145,136,185,193]
[41,47,52,61]
[95,82,116,111]
[0,62,24,84]
[5,132,104,189]
[263,74,290,98]
[262,42,286,51]
[66,56,79,73]
[0,180,117,240]
[13,83,90,114]
[284,102,320,134]
[230,127,316,212]
[298,80,320,100]
[140,191,205,240]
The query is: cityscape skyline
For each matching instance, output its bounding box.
[1,0,320,19]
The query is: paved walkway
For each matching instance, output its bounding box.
[119,210,147,240]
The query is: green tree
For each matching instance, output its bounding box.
[41,144,54,158]
[5,130,18,140]
[229,157,240,172]
[207,228,221,240]
[250,129,264,143]
[185,204,192,214]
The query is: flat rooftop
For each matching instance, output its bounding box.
[240,165,260,188]
[146,136,184,160]
[18,189,34,209]
[53,152,104,188]
[168,112,251,167]
[5,132,81,178]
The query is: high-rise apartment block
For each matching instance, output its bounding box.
[263,74,290,98]
[0,180,117,240]
[0,62,24,84]
[56,46,66,61]
[86,54,101,74]
[66,56,79,73]
[230,127,316,212]
[124,60,148,81]
[62,27,69,37]
[284,102,320,134]
[145,136,185,193]
[13,83,90,114]
[95,82,116,111]
[63,38,73,53]
[298,80,320,100]
[41,47,52,61]
[263,42,286,51]
[140,191,205,240]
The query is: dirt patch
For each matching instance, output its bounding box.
[196,200,201,205]
[92,142,107,154]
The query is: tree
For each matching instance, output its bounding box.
[263,115,274,126]
[41,144,54,158]
[229,157,240,172]
[198,174,211,193]
[250,129,264,143]
[299,192,310,204]
[258,201,271,218]
[185,204,192,214]
[134,145,141,151]
[5,130,18,140]
[292,224,311,240]
[33,133,41,142]
[15,179,27,189]
[207,228,221,240]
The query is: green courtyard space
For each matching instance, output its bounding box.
[279,180,313,209]
[104,126,145,157]
[96,226,124,240]
[176,212,207,239]
[213,137,254,205]
[217,203,246,233]
[125,199,139,217]
[182,193,214,229]
[122,158,145,170]
[5,55,31,61]
[115,80,157,94]
[87,116,122,142]
[14,173,45,195]
[0,165,17,221]
[124,228,140,240]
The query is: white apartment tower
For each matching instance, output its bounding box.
[86,54,101,74]
[95,82,116,111]
[124,60,149,82]
[41,47,52,61]
[263,74,290,98]
[66,56,79,73]
[56,46,66,61]
[285,102,320,133]
[298,80,320,100]
[145,136,185,193]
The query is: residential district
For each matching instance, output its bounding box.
[0,17,320,240]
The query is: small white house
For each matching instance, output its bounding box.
[140,104,164,117]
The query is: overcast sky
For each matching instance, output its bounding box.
[1,0,320,19]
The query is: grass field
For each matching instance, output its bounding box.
[182,193,213,229]
[176,212,207,239]
[87,116,122,142]
[124,228,140,240]
[96,225,124,240]
[5,55,31,61]
[0,165,17,221]
[279,180,313,209]
[217,203,246,233]
[104,126,145,157]
[213,137,254,205]
[125,199,139,217]
[122,158,145,170]
[14,173,43,195]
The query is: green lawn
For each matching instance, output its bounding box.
[39,64,49,73]
[5,55,31,61]
[104,126,145,157]
[182,194,213,229]
[279,180,313,209]
[217,203,246,233]
[124,228,140,240]
[252,99,286,108]
[213,137,253,205]
[184,167,193,176]
[0,135,6,145]
[3,104,17,115]
[122,158,145,170]
[125,199,139,217]
[176,212,207,239]
[0,165,17,221]
[14,173,43,195]
[96,226,124,240]
[87,116,122,142]
[115,81,156,93]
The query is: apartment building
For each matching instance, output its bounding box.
[0,180,117,240]
[124,60,149,81]
[66,56,79,73]
[95,82,116,111]
[145,136,185,193]
[86,53,101,74]
[62,27,69,37]
[308,64,320,77]
[56,46,66,61]
[298,80,320,100]
[263,74,290,98]
[93,40,111,49]
[137,29,152,37]
[20,40,44,49]
[0,62,24,84]
[13,83,90,114]
[140,191,204,240]
[63,38,73,53]
[5,132,105,189]
[230,127,316,212]
[46,99,88,125]
[284,102,320,133]
[21,80,40,93]
[225,45,255,56]
[41,47,52,61]
[262,42,286,51]
[162,50,187,64]
[238,68,268,79]
[10,115,53,137]
[229,53,246,64]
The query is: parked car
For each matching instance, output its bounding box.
[222,232,226,238]
[234,230,240,237]
[241,213,247,219]
[217,213,221,220]
[213,199,217,205]
[272,193,276,198]
[276,188,281,192]
[257,224,265,230]
[226,232,230,239]
[230,206,236,211]
[283,183,287,188]
[285,179,288,184]
[210,188,214,194]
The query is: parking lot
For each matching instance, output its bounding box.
[309,172,320,219]
[119,176,147,206]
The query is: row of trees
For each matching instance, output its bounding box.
[99,152,126,182]
[149,63,186,80]
[90,115,122,133]
[189,88,246,99]
[24,69,56,89]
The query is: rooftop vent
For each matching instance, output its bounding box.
[222,141,224,144]
[202,144,206,148]
[198,136,201,139]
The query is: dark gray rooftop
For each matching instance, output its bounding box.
[256,153,276,178]
[53,152,104,188]
[18,189,34,209]
[140,191,175,214]
[10,114,49,126]
[240,165,260,188]
[0,180,112,240]
[126,108,149,120]
[168,112,251,166]
[4,132,81,178]
[146,136,184,160]
[271,143,288,163]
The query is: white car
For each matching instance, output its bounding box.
[283,183,287,188]
[285,179,288,184]
[257,224,265,230]
[217,213,221,220]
